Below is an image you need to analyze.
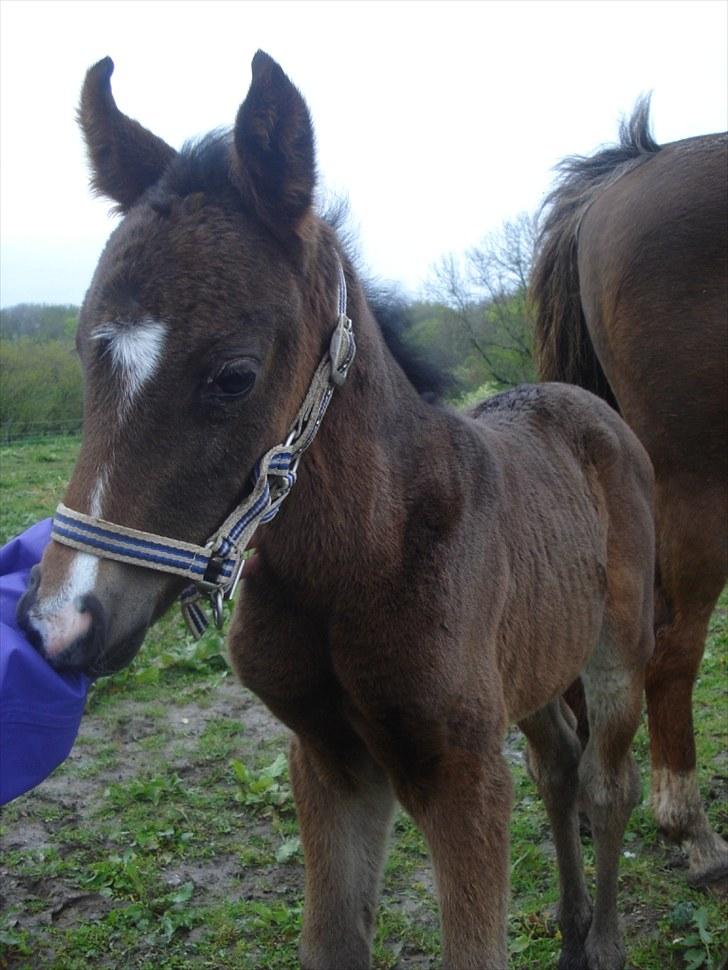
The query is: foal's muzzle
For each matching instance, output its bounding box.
[17,567,107,672]
[16,550,165,677]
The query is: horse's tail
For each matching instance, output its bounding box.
[531,96,661,410]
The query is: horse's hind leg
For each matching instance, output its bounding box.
[647,480,728,885]
[519,699,592,969]
[290,736,395,970]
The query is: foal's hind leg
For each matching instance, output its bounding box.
[579,639,646,970]
[647,480,728,885]
[290,737,395,970]
[519,700,592,969]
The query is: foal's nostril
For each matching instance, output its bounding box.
[77,593,107,645]
[49,593,107,673]
[16,565,40,632]
[16,575,108,673]
[28,564,41,593]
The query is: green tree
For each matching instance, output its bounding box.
[0,304,83,439]
[426,213,537,389]
[0,303,79,341]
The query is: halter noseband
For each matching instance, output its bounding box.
[51,257,355,639]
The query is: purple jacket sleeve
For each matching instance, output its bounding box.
[0,519,90,804]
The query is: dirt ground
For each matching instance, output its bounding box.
[1,663,726,969]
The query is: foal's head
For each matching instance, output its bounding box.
[18,52,348,674]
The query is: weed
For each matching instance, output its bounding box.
[104,773,183,810]
[230,753,293,814]
[0,919,32,960]
[669,902,728,970]
[81,849,148,899]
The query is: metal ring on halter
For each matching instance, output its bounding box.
[211,589,224,629]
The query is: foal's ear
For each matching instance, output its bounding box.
[78,58,176,211]
[233,51,316,241]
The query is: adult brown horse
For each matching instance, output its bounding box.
[19,54,654,969]
[532,102,728,888]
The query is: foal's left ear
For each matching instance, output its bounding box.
[233,51,316,242]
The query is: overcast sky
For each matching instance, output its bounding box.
[1,0,726,308]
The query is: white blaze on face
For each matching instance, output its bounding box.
[92,319,168,418]
[30,334,122,657]
[31,320,167,658]
[30,471,109,658]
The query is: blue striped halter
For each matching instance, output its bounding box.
[51,257,355,638]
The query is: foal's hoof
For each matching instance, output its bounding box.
[557,946,589,970]
[584,932,626,970]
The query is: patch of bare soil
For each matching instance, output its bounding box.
[0,680,290,954]
[0,690,528,956]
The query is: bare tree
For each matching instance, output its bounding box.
[428,213,538,387]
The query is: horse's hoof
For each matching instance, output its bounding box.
[687,860,728,894]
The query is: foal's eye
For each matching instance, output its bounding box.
[206,364,256,400]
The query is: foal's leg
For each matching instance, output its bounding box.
[290,737,395,970]
[519,699,592,969]
[647,481,728,885]
[229,579,395,970]
[579,647,645,970]
[397,745,513,970]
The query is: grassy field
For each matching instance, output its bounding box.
[0,437,726,969]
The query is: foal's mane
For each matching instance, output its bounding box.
[530,96,661,405]
[148,132,448,402]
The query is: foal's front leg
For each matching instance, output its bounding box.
[397,745,513,970]
[290,737,396,970]
[230,578,396,969]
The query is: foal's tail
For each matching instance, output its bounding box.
[531,96,661,410]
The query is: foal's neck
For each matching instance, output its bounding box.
[259,270,462,606]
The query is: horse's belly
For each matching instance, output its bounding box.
[492,484,608,722]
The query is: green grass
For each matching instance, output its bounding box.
[0,436,80,543]
[1,436,726,969]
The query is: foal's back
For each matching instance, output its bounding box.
[466,382,654,723]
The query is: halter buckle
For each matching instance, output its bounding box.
[329,314,355,386]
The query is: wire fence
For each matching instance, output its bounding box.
[0,420,83,446]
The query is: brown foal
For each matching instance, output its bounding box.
[20,53,655,969]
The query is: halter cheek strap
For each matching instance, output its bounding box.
[51,256,355,639]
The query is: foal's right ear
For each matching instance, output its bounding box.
[232,51,316,243]
[78,58,176,211]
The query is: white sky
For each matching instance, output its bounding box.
[1,0,726,307]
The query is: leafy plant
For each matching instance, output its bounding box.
[104,773,183,809]
[669,901,726,970]
[230,753,293,813]
[81,849,147,899]
[275,836,301,864]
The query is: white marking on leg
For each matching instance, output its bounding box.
[93,319,167,417]
[650,766,728,876]
[650,767,703,833]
